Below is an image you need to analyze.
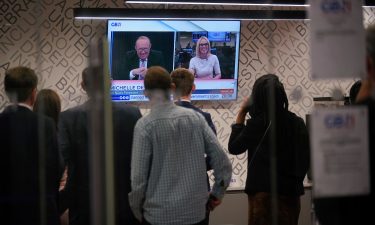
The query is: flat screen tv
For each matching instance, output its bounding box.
[107,20,241,101]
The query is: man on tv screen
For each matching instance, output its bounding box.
[112,36,166,80]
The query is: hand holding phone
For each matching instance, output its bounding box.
[240,96,252,112]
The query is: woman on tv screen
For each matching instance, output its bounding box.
[189,36,221,80]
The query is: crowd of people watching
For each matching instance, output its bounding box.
[1,24,374,225]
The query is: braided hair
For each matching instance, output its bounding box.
[248,74,289,121]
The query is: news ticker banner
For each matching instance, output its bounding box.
[111,79,238,101]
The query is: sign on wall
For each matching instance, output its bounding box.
[309,0,366,79]
[311,107,370,197]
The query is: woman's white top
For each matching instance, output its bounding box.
[189,54,221,79]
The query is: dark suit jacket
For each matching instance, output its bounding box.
[0,105,60,225]
[58,101,142,225]
[175,100,216,135]
[112,50,165,80]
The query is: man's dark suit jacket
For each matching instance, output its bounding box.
[175,100,216,135]
[0,105,60,225]
[112,50,165,80]
[58,101,142,225]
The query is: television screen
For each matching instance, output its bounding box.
[208,32,231,42]
[192,31,208,42]
[107,20,241,101]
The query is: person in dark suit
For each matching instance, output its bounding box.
[170,68,216,134]
[58,67,142,225]
[170,68,217,225]
[112,36,165,80]
[0,66,61,225]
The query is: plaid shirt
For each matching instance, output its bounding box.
[129,101,232,225]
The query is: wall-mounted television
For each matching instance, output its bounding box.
[107,20,241,101]
[192,31,208,42]
[208,32,231,42]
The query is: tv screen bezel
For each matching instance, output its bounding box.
[107,19,241,102]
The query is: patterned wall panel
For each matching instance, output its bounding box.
[1,1,374,189]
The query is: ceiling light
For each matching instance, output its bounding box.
[74,8,306,20]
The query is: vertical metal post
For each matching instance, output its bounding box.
[88,37,115,225]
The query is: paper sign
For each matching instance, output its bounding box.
[309,0,366,79]
[311,106,369,197]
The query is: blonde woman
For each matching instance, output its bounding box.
[189,36,221,79]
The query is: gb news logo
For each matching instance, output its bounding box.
[111,22,122,27]
[321,0,352,26]
[324,113,355,130]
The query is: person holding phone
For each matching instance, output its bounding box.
[228,74,310,225]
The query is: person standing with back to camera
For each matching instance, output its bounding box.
[128,66,232,225]
[59,67,142,225]
[228,74,310,225]
[170,67,217,225]
[189,36,221,79]
[33,88,69,225]
[0,66,61,225]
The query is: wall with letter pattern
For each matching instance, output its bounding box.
[1,0,374,189]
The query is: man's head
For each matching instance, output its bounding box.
[4,66,38,105]
[144,66,171,100]
[81,67,92,97]
[135,36,151,61]
[81,67,100,99]
[170,68,195,99]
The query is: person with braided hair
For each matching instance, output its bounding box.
[228,74,310,225]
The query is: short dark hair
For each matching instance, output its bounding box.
[349,80,362,104]
[4,66,38,102]
[170,68,194,97]
[82,67,91,87]
[144,66,171,101]
[81,67,97,98]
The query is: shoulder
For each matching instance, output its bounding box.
[1,105,37,120]
[201,110,212,118]
[189,57,199,63]
[285,112,308,134]
[113,102,142,116]
[287,112,305,124]
[209,54,218,60]
[60,103,87,119]
[180,106,207,122]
